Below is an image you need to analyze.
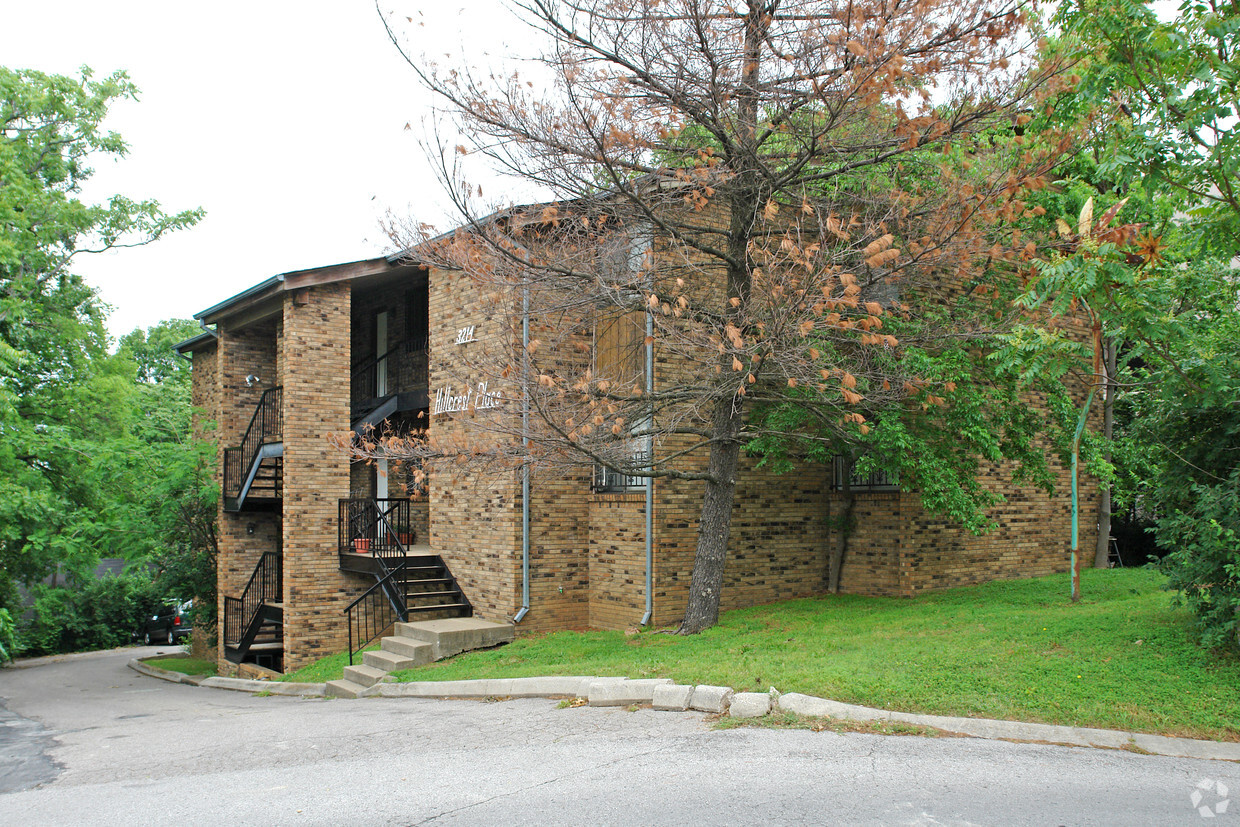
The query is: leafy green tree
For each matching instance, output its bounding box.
[1012,0,1240,636]
[1054,0,1240,258]
[0,65,201,617]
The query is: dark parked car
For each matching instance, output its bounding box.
[140,600,192,645]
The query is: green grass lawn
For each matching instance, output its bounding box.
[279,644,378,684]
[145,656,217,677]
[376,568,1239,740]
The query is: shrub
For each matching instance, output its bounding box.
[19,570,165,656]
[0,608,16,663]
[1158,478,1240,651]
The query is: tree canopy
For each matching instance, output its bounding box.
[0,65,204,635]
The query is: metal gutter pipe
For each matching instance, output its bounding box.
[641,309,654,626]
[514,281,531,624]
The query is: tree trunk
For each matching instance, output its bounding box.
[678,1,767,635]
[828,458,856,593]
[679,398,744,634]
[1094,338,1118,568]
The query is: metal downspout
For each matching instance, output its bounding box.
[514,282,531,624]
[1070,387,1098,603]
[641,309,654,626]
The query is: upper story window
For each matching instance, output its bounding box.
[592,436,650,492]
[832,456,899,492]
[591,309,649,493]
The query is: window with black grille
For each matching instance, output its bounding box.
[832,456,899,492]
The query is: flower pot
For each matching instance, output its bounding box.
[398,532,415,546]
[353,538,371,553]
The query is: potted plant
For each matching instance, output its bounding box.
[352,537,371,553]
[394,524,415,546]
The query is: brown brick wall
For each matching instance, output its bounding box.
[427,265,521,626]
[832,492,904,596]
[280,282,368,671]
[213,318,282,671]
[588,493,650,629]
[190,340,219,438]
[721,457,832,611]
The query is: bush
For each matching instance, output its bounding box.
[1158,478,1240,651]
[0,608,17,663]
[19,570,166,656]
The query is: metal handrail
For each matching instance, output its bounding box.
[339,498,413,562]
[341,498,412,664]
[343,558,409,665]
[350,340,428,416]
[223,386,282,499]
[223,551,281,646]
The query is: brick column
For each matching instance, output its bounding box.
[281,282,360,671]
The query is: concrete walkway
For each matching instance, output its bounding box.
[129,659,1240,763]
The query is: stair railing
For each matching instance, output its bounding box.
[351,341,404,415]
[343,559,409,665]
[341,498,413,663]
[223,386,283,500]
[223,551,282,646]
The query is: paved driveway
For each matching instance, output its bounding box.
[1,647,1235,825]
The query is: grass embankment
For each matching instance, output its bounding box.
[381,568,1239,740]
[280,645,378,684]
[145,656,217,677]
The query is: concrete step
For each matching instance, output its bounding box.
[325,679,369,699]
[343,663,392,687]
[381,637,434,663]
[393,617,515,660]
[363,648,415,672]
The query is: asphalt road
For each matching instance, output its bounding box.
[0,647,1236,826]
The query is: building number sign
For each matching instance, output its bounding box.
[455,325,476,345]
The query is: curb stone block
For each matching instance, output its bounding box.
[588,678,673,706]
[689,685,734,714]
[778,693,862,719]
[729,692,772,719]
[509,676,596,698]
[652,684,694,711]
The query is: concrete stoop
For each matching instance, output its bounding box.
[325,618,514,699]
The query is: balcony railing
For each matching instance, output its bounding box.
[339,498,415,562]
[350,341,427,418]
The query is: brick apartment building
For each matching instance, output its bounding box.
[177,219,1098,675]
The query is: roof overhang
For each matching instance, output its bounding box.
[192,255,426,330]
[173,330,217,355]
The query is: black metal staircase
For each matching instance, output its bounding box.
[223,551,283,668]
[350,342,429,433]
[223,386,283,512]
[339,498,471,662]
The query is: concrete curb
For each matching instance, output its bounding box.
[198,676,324,696]
[372,676,597,699]
[128,658,204,685]
[126,662,1240,762]
[774,693,1240,762]
[127,659,322,695]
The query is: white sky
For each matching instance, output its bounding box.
[1,1,537,339]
